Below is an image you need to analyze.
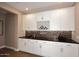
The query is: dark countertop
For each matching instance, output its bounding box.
[19,36,79,44]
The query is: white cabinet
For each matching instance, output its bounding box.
[22,7,75,31]
[61,43,79,57]
[18,38,79,57]
[50,7,75,31]
[59,7,75,31]
[18,38,29,52]
[41,41,62,57]
[18,38,41,55]
[35,11,52,21]
[18,38,26,52]
[28,39,41,55]
[23,14,36,31]
[50,10,61,30]
[25,39,29,52]
[41,41,79,57]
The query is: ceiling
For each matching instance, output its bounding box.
[6,2,74,14]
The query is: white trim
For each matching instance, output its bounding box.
[0,45,5,49]
[0,45,19,51]
[5,46,19,51]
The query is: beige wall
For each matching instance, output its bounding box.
[0,3,23,49]
[5,13,17,48]
[0,13,5,46]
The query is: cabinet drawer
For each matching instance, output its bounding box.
[59,42,79,47]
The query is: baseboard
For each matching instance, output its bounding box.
[5,46,19,51]
[0,45,19,51]
[0,45,6,49]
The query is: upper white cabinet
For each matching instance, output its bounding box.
[50,10,61,31]
[22,7,75,31]
[35,11,52,21]
[23,14,37,31]
[59,7,75,31]
[50,7,75,31]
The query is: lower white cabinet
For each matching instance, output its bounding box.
[41,42,79,57]
[18,39,26,52]
[18,38,79,57]
[61,43,79,57]
[18,38,41,55]
[27,39,41,55]
[41,41,62,57]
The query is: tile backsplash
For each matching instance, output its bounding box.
[25,31,72,41]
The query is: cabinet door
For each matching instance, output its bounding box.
[35,11,51,21]
[50,10,61,31]
[60,7,75,31]
[62,43,79,57]
[50,7,75,31]
[18,39,26,52]
[25,39,29,52]
[35,11,51,31]
[23,14,36,31]
[41,41,62,57]
[33,40,41,55]
[28,39,41,55]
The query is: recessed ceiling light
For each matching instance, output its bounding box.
[25,8,29,11]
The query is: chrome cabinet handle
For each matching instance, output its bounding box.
[24,42,26,46]
[40,45,41,48]
[60,48,63,52]
[67,45,71,46]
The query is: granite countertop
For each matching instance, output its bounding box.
[19,36,79,44]
[19,36,49,41]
